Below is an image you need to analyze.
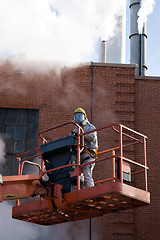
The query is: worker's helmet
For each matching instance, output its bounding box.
[74,108,87,125]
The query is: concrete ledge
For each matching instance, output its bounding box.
[135,76,160,81]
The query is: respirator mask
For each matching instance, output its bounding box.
[74,112,85,125]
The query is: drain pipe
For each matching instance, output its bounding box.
[89,61,94,240]
[91,61,93,123]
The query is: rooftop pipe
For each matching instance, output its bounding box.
[100,40,106,63]
[129,0,147,76]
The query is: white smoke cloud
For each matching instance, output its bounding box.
[0,0,126,66]
[137,0,155,34]
[0,201,100,240]
[0,202,40,240]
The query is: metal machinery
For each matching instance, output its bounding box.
[0,122,150,225]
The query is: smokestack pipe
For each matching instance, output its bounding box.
[139,33,142,76]
[129,0,147,76]
[100,40,106,63]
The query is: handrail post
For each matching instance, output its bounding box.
[143,137,148,191]
[41,138,46,175]
[17,157,21,176]
[112,150,115,182]
[16,156,21,206]
[77,127,81,190]
[119,125,123,183]
[40,155,45,176]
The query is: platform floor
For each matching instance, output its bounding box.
[12,182,150,225]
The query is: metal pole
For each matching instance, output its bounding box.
[90,61,94,240]
[89,218,92,240]
[17,157,21,176]
[91,61,93,124]
[112,150,116,182]
[77,127,81,191]
[143,137,148,191]
[139,34,142,76]
[100,40,106,63]
[41,138,46,176]
[16,157,21,206]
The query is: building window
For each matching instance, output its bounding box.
[0,108,39,175]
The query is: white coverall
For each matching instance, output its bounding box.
[80,120,98,188]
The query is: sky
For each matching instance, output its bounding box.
[0,0,159,76]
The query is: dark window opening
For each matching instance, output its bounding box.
[0,108,39,175]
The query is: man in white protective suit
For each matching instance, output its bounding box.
[71,108,98,188]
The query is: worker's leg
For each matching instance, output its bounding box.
[82,159,95,188]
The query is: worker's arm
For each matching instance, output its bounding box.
[83,123,97,141]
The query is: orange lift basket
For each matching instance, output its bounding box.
[0,122,150,225]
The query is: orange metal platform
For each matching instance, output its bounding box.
[0,122,150,226]
[12,182,150,225]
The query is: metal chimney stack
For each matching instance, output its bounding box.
[129,0,147,76]
[100,40,106,63]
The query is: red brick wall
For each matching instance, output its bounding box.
[134,76,160,240]
[0,60,159,239]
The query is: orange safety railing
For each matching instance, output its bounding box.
[16,122,148,192]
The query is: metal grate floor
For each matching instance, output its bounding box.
[12,182,150,225]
